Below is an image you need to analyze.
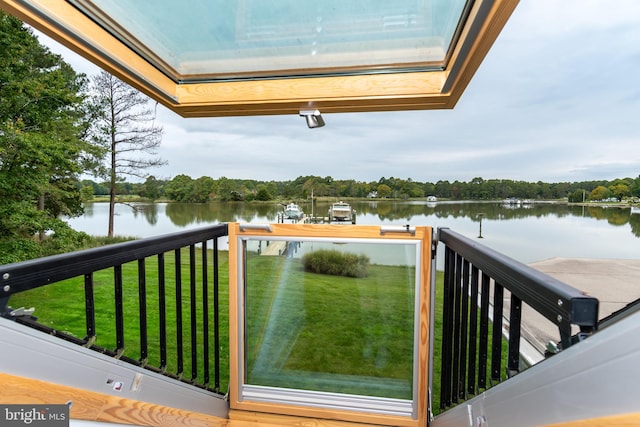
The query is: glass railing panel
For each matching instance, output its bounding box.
[244,240,416,400]
[229,223,432,426]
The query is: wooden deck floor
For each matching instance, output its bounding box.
[1,373,387,427]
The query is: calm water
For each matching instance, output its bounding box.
[65,200,640,265]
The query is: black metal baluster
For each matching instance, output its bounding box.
[478,273,490,389]
[202,240,210,386]
[440,246,455,409]
[158,253,167,371]
[213,237,220,392]
[459,259,470,399]
[508,293,522,377]
[175,249,183,377]
[138,259,148,364]
[190,244,198,382]
[468,266,479,395]
[452,253,463,403]
[84,273,96,343]
[491,282,504,384]
[458,259,469,400]
[114,265,124,354]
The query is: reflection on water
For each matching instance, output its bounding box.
[65,201,640,264]
[165,202,275,226]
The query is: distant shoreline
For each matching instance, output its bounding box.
[87,195,636,208]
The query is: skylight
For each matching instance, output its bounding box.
[0,0,518,117]
[69,0,469,81]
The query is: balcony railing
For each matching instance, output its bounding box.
[0,223,602,424]
[436,227,599,412]
[0,224,228,395]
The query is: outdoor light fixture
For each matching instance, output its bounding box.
[299,108,325,128]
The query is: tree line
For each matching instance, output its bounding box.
[82,174,640,203]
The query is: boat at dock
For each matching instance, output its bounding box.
[283,202,304,220]
[329,201,354,222]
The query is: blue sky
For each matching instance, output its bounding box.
[36,0,640,184]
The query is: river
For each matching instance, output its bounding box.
[65,200,640,265]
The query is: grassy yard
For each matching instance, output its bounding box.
[243,253,416,399]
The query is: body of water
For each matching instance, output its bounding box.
[65,200,640,265]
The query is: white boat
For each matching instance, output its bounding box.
[503,197,521,205]
[283,202,303,219]
[631,206,640,215]
[329,201,353,221]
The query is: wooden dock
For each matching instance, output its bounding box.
[259,240,288,256]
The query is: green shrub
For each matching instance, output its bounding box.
[301,249,370,278]
[0,238,43,264]
[0,221,136,265]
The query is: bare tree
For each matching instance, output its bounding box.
[90,71,165,236]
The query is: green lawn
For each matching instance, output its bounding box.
[243,253,415,399]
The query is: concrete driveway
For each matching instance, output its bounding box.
[522,258,640,354]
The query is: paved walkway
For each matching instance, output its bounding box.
[522,258,640,354]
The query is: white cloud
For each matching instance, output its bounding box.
[30,1,640,184]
